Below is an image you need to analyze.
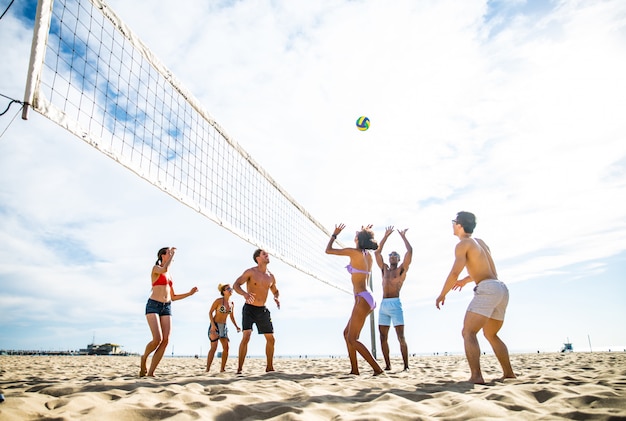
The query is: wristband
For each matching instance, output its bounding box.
[331,234,337,239]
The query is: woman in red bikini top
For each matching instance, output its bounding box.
[140,247,199,378]
[325,224,384,376]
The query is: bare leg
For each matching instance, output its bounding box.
[343,323,359,374]
[220,339,229,372]
[147,315,171,377]
[462,311,487,384]
[264,333,275,372]
[483,318,516,380]
[206,340,218,372]
[379,325,391,370]
[140,313,163,377]
[345,297,384,375]
[395,325,409,371]
[237,330,252,374]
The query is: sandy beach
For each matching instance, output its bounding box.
[1,352,625,420]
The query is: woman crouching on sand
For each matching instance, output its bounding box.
[140,247,198,377]
[325,224,384,376]
[206,283,241,373]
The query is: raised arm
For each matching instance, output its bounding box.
[398,229,413,269]
[151,247,175,281]
[375,226,394,269]
[325,223,349,256]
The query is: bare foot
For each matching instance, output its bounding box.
[384,366,391,371]
[496,374,517,381]
[139,355,147,377]
[468,376,486,384]
[266,367,275,373]
[348,371,359,375]
[373,370,385,376]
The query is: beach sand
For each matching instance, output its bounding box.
[1,352,625,420]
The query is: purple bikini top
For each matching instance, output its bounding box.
[346,250,371,275]
[346,264,370,275]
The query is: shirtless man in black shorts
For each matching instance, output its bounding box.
[233,249,280,374]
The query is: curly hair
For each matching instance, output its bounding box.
[357,228,378,250]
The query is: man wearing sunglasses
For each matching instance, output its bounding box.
[375,226,413,372]
[436,211,516,384]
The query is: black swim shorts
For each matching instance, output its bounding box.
[241,303,274,334]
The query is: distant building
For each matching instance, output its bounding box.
[79,343,123,355]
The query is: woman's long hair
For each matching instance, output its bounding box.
[155,247,169,265]
[357,228,378,250]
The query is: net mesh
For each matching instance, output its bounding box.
[24,0,351,293]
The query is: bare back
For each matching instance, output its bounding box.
[328,247,372,293]
[463,238,498,283]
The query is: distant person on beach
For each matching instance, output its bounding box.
[206,283,241,373]
[233,249,280,374]
[326,224,384,376]
[436,212,516,384]
[374,226,413,371]
[140,247,198,377]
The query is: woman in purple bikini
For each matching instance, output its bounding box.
[326,223,384,376]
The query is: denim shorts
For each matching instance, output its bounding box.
[145,298,172,316]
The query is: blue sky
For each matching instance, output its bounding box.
[1,0,625,359]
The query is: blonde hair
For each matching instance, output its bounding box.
[217,283,230,296]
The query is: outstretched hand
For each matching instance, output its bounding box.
[333,223,346,235]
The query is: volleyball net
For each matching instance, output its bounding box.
[22,0,351,294]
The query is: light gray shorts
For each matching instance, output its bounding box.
[467,279,509,321]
